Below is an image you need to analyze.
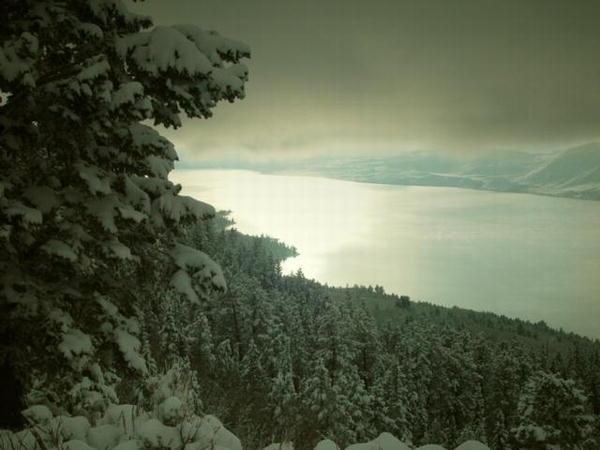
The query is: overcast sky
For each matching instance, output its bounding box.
[131,0,600,160]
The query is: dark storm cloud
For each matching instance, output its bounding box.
[131,0,600,158]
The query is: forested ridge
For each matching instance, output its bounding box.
[142,213,600,449]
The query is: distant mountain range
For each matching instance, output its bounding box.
[184,142,600,201]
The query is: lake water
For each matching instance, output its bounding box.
[172,170,600,339]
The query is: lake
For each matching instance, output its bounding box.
[172,169,600,339]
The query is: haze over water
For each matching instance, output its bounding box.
[173,170,600,339]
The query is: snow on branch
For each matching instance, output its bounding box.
[169,243,226,304]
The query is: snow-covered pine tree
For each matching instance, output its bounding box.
[422,328,486,447]
[302,299,368,446]
[512,370,592,449]
[268,335,297,442]
[0,0,249,419]
[299,355,334,444]
[348,302,381,390]
[380,359,412,443]
[190,309,216,372]
[485,344,522,449]
[396,324,431,444]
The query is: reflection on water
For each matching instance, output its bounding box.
[172,170,600,338]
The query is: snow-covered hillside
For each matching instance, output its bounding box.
[518,143,600,199]
[194,144,600,201]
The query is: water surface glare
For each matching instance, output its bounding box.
[172,170,600,339]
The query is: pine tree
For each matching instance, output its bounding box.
[349,303,381,390]
[268,336,297,442]
[381,360,411,442]
[158,290,190,366]
[485,343,522,449]
[512,371,592,449]
[191,309,216,373]
[0,0,249,417]
[299,355,334,444]
[397,325,431,445]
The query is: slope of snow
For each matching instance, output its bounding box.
[346,432,412,450]
[513,143,600,200]
[454,441,491,450]
[0,411,493,450]
[520,143,600,188]
[314,439,341,450]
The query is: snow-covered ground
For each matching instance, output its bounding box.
[2,405,491,450]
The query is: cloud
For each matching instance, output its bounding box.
[133,0,600,159]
